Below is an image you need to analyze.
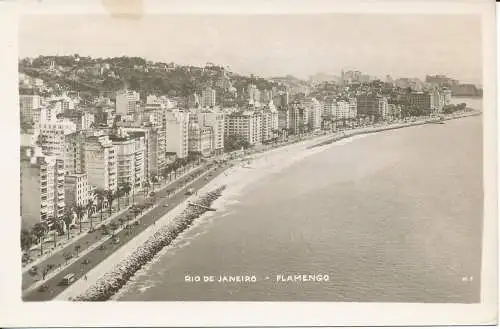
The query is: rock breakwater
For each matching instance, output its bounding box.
[71,186,226,301]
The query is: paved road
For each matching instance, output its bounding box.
[23,164,229,301]
[22,166,202,290]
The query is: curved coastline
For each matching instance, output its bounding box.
[60,110,481,302]
[308,110,481,149]
[69,186,226,301]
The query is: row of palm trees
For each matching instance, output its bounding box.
[21,154,206,262]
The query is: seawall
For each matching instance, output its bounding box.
[69,186,226,301]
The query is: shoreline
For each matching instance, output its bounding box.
[56,110,480,301]
[308,110,481,149]
[61,187,226,301]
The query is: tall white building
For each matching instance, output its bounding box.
[248,84,261,103]
[303,98,322,131]
[196,111,225,154]
[165,110,190,158]
[84,132,118,192]
[335,100,351,120]
[260,101,279,142]
[116,89,140,115]
[111,129,146,188]
[201,87,216,108]
[64,173,90,209]
[225,110,262,145]
[21,147,65,227]
[188,122,213,157]
[20,94,41,125]
[34,119,77,162]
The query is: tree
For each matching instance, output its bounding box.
[41,263,55,280]
[74,244,81,257]
[120,182,132,206]
[31,222,48,256]
[115,188,123,211]
[63,252,72,265]
[87,198,95,230]
[106,189,115,215]
[62,207,74,240]
[96,189,106,221]
[224,134,251,152]
[151,175,159,192]
[75,205,86,234]
[20,228,34,253]
[143,180,150,196]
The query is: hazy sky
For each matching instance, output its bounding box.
[20,14,482,83]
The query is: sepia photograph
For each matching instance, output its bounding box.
[0,0,497,327]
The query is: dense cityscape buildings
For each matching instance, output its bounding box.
[18,55,480,235]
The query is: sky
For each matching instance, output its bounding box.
[19,14,483,84]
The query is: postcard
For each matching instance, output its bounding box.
[0,0,497,327]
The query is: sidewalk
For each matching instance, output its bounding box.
[22,163,208,293]
[22,206,129,274]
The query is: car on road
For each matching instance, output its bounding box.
[113,237,120,244]
[82,259,90,265]
[98,245,106,251]
[163,204,169,207]
[185,188,195,195]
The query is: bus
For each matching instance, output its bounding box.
[61,273,76,285]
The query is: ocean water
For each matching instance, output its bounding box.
[116,100,483,303]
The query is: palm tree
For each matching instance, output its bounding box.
[151,175,159,192]
[31,222,48,256]
[86,199,95,230]
[120,182,132,206]
[115,188,122,211]
[105,189,115,215]
[61,209,73,240]
[75,205,86,234]
[143,180,150,196]
[96,189,106,222]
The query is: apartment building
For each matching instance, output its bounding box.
[188,122,214,157]
[289,102,309,134]
[34,119,77,162]
[260,102,279,142]
[21,147,65,227]
[165,110,190,158]
[195,111,225,155]
[303,98,322,131]
[116,89,140,115]
[64,173,90,209]
[225,110,262,145]
[20,94,41,125]
[110,129,146,188]
[356,95,389,119]
[201,87,216,108]
[122,125,165,179]
[84,132,118,192]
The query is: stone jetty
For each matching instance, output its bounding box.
[71,186,226,301]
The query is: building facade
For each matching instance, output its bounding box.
[84,133,118,192]
[64,173,90,209]
[21,147,65,227]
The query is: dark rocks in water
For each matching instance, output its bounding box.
[73,186,226,302]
